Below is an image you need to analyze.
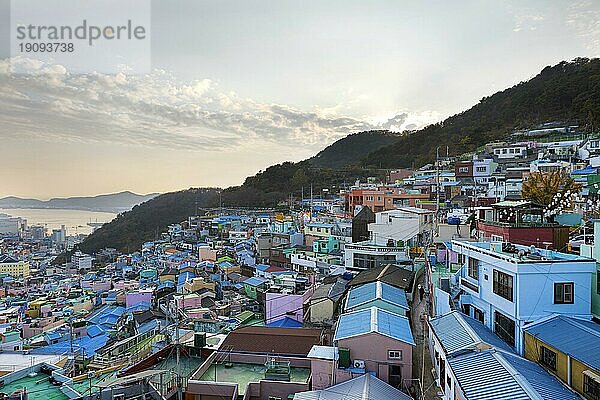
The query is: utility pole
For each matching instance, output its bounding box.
[176,299,182,400]
[436,146,441,236]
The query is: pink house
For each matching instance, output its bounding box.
[333,307,415,387]
[265,292,303,325]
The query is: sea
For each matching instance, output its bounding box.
[0,208,117,236]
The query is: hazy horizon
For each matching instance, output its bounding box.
[1,0,599,198]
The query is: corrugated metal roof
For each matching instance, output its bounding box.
[449,349,579,400]
[293,373,412,400]
[524,315,600,370]
[502,352,580,400]
[449,351,532,400]
[334,307,415,345]
[346,281,408,310]
[429,311,479,353]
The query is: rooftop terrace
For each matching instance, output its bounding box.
[452,240,593,263]
[199,363,310,395]
[0,372,68,400]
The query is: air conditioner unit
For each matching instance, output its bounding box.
[353,359,365,369]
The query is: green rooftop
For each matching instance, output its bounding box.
[199,363,310,394]
[0,373,68,400]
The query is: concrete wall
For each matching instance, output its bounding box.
[337,332,413,384]
[310,358,334,390]
[185,381,237,400]
[265,293,303,324]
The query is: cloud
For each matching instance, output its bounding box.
[566,0,600,56]
[0,57,439,153]
[512,13,545,32]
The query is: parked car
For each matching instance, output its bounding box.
[569,234,593,250]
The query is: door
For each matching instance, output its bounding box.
[389,364,403,388]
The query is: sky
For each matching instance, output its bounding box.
[1,0,599,199]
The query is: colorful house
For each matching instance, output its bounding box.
[524,315,600,399]
[333,307,415,386]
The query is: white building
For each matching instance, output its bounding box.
[368,207,434,247]
[452,240,595,353]
[71,251,93,272]
[343,240,409,273]
[0,214,25,235]
[492,145,528,159]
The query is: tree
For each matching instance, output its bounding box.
[521,171,581,207]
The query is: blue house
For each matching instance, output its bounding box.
[452,240,596,353]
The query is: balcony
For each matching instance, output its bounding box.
[460,277,479,293]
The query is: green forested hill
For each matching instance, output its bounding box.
[362,58,600,167]
[308,130,402,168]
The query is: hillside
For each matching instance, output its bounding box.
[0,191,158,213]
[308,130,402,168]
[363,58,600,167]
[76,58,600,255]
[77,188,219,254]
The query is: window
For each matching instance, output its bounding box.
[468,258,479,280]
[494,311,515,347]
[459,166,469,173]
[584,373,600,400]
[353,253,396,270]
[502,149,507,154]
[493,270,513,301]
[473,307,484,323]
[554,282,574,304]
[476,166,486,172]
[539,346,557,370]
[509,148,514,153]
[388,350,403,360]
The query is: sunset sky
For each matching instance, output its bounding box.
[1,0,599,199]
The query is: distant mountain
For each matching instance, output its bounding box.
[308,130,402,168]
[0,191,159,213]
[76,58,600,254]
[362,57,600,168]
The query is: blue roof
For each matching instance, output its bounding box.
[571,166,597,175]
[448,349,579,400]
[345,282,408,310]
[266,317,303,328]
[86,305,125,327]
[255,264,270,272]
[177,271,196,285]
[87,324,107,338]
[524,315,600,370]
[334,307,415,345]
[31,333,109,359]
[429,311,513,354]
[244,277,267,287]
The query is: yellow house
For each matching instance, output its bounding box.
[523,315,600,400]
[0,256,30,277]
[25,300,47,319]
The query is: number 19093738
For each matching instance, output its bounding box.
[18,42,74,52]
